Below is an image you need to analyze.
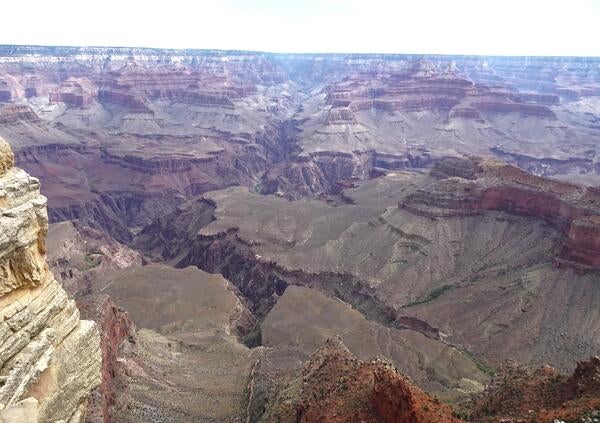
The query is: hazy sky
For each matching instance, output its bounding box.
[2,0,599,56]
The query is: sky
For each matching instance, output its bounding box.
[1,0,599,56]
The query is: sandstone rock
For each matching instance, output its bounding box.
[0,137,13,176]
[0,397,39,423]
[0,137,101,422]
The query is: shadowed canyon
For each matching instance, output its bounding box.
[0,46,598,422]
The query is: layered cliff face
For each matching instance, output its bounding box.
[0,137,101,422]
[0,47,301,240]
[0,46,599,421]
[0,46,598,232]
[264,55,600,198]
[400,157,600,267]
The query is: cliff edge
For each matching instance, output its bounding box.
[0,136,101,422]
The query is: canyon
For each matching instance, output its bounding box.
[0,45,599,422]
[0,47,599,240]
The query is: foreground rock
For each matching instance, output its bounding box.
[468,356,600,422]
[263,337,463,423]
[0,136,101,422]
[77,295,134,423]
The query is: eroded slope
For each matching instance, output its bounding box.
[139,158,600,374]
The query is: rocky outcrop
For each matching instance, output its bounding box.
[0,104,40,126]
[564,217,600,267]
[0,136,101,422]
[265,337,463,423]
[261,151,371,198]
[469,356,600,422]
[260,150,436,199]
[0,137,14,174]
[400,158,600,268]
[49,78,98,108]
[77,295,134,423]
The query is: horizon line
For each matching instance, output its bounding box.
[1,43,599,60]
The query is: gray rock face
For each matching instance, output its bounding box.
[0,136,101,422]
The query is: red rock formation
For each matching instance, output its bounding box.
[49,77,98,107]
[97,89,151,112]
[96,64,262,110]
[401,158,600,268]
[261,151,373,199]
[564,217,600,267]
[77,295,135,423]
[272,337,463,423]
[320,65,559,122]
[0,104,40,125]
[469,356,600,422]
[476,185,583,229]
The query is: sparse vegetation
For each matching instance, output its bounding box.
[401,284,453,308]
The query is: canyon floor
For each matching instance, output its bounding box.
[0,46,599,422]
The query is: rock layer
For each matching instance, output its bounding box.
[400,158,600,268]
[1,47,600,233]
[0,136,101,422]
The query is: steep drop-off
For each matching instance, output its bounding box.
[0,136,101,422]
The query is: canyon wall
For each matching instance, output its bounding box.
[1,46,599,233]
[400,158,600,268]
[0,136,101,422]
